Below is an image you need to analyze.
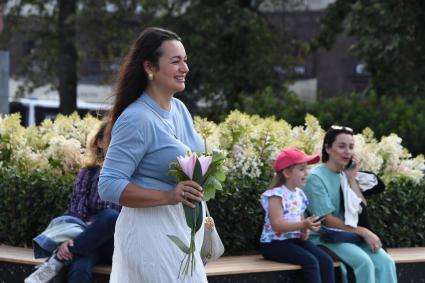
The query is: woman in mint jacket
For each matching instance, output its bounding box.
[304,126,397,283]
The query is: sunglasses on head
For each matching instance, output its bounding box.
[330,125,353,133]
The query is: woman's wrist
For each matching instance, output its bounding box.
[164,190,176,206]
[354,226,368,238]
[347,175,357,185]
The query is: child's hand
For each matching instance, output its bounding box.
[302,215,321,231]
[300,229,310,240]
[57,239,74,261]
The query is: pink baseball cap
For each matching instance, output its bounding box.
[273,147,320,172]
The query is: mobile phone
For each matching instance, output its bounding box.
[346,158,356,170]
[314,215,326,223]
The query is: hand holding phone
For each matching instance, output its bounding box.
[303,216,322,231]
[314,215,326,223]
[346,158,356,170]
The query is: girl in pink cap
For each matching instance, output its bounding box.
[259,147,335,283]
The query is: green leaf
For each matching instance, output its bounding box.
[192,157,203,184]
[215,170,226,182]
[183,205,196,228]
[212,152,226,163]
[182,201,203,232]
[203,178,222,202]
[195,201,203,232]
[168,169,187,182]
[167,235,190,254]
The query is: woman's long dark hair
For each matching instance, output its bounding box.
[106,27,181,137]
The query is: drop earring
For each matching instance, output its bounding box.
[148,73,153,81]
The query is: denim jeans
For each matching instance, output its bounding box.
[261,238,335,283]
[53,208,119,283]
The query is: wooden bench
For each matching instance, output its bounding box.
[1,245,425,282]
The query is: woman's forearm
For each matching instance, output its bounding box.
[348,177,367,205]
[119,183,171,208]
[323,214,367,237]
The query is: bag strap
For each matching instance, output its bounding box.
[205,202,211,218]
[204,202,215,230]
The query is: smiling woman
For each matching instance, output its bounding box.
[98,27,207,282]
[144,40,189,105]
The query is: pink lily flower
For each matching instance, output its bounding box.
[198,155,212,176]
[177,153,197,180]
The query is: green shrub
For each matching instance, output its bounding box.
[0,113,99,246]
[240,89,425,156]
[238,86,312,126]
[1,111,424,252]
[209,178,425,254]
[368,179,425,247]
[208,176,270,253]
[0,166,74,246]
[313,92,425,157]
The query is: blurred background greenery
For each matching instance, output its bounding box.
[2,0,425,154]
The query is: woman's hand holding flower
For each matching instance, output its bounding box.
[169,180,203,208]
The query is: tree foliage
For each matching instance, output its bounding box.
[313,0,425,96]
[2,0,148,113]
[154,0,296,119]
[2,1,60,97]
[3,0,298,119]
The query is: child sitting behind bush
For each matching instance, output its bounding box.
[260,147,335,283]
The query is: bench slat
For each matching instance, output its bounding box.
[1,244,425,276]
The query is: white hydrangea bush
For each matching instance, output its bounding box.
[194,111,425,185]
[0,113,101,175]
[0,111,423,184]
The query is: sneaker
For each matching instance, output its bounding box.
[24,258,63,283]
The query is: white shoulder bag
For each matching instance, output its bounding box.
[200,204,225,265]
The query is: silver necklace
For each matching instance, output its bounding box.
[137,100,178,139]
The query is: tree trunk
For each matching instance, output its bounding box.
[58,0,77,115]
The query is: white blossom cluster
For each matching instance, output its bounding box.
[353,132,384,173]
[1,111,424,184]
[193,111,424,185]
[227,143,263,179]
[0,113,100,175]
[46,136,83,173]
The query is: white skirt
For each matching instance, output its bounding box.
[109,203,208,283]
